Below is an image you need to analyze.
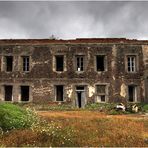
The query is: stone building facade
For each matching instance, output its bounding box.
[0,38,148,107]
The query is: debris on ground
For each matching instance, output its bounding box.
[116,103,126,111]
[132,104,139,113]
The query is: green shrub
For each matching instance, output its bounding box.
[142,104,148,112]
[0,103,38,131]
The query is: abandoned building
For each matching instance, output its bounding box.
[0,38,148,107]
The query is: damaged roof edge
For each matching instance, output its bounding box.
[0,38,148,44]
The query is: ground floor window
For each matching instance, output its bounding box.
[4,85,13,101]
[21,86,30,101]
[55,85,64,101]
[95,85,107,102]
[128,85,137,102]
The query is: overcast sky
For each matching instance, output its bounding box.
[0,1,148,39]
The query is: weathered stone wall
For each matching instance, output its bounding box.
[0,41,146,104]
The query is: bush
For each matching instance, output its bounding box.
[0,103,38,131]
[142,104,148,112]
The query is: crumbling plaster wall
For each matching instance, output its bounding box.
[0,43,146,104]
[114,44,144,102]
[142,45,148,102]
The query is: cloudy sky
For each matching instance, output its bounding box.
[0,1,148,39]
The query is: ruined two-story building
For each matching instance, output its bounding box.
[0,38,148,107]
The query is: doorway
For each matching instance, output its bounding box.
[76,86,86,108]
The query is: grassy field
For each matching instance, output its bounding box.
[0,103,148,147]
[1,110,148,147]
[37,111,148,147]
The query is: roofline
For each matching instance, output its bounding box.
[0,38,148,45]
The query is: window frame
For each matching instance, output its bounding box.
[127,85,138,102]
[53,54,66,73]
[55,85,64,102]
[75,55,85,72]
[95,84,109,103]
[55,55,64,72]
[20,85,30,102]
[125,54,138,73]
[22,56,30,72]
[4,85,13,102]
[5,56,13,72]
[95,54,107,72]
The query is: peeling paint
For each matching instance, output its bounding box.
[66,86,73,98]
[88,86,95,97]
[120,83,126,98]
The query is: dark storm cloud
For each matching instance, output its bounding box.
[0,1,148,39]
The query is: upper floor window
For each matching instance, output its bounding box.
[96,55,106,71]
[95,85,107,102]
[75,55,84,72]
[127,56,136,72]
[22,56,30,72]
[5,56,13,72]
[55,55,64,71]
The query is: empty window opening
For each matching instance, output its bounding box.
[128,86,136,102]
[6,56,13,72]
[56,85,64,101]
[76,56,84,71]
[96,85,107,102]
[56,56,64,71]
[127,56,136,72]
[4,85,13,101]
[96,95,105,102]
[23,56,30,72]
[96,55,105,71]
[21,86,29,101]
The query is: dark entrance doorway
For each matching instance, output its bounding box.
[77,92,82,108]
[76,86,85,108]
[5,85,13,101]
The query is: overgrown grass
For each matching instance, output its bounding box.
[38,111,148,147]
[0,105,148,147]
[0,103,38,131]
[17,102,77,111]
[0,103,75,147]
[16,102,148,114]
